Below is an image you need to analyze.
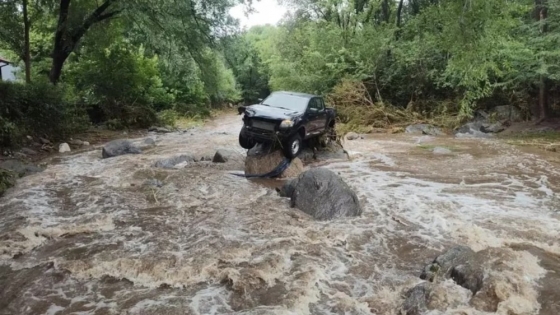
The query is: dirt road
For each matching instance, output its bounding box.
[0,113,559,314]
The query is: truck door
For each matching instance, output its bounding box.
[305,98,320,136]
[316,98,328,131]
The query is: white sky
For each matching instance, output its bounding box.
[229,0,288,29]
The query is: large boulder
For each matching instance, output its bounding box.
[245,143,303,178]
[102,139,142,159]
[400,282,432,315]
[280,168,362,221]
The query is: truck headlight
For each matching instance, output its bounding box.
[279,119,294,129]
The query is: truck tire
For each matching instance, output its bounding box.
[239,129,255,149]
[283,134,302,158]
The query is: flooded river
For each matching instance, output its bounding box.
[0,113,559,315]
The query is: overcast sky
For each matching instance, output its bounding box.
[229,0,288,29]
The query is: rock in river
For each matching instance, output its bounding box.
[406,124,445,136]
[280,168,362,221]
[245,143,304,178]
[153,155,195,169]
[102,139,142,159]
[420,245,483,294]
[59,143,71,153]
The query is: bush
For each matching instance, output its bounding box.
[157,109,179,128]
[0,81,89,146]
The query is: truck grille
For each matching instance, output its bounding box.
[251,120,276,131]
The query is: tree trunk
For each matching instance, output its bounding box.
[49,0,120,84]
[23,0,31,83]
[535,0,548,120]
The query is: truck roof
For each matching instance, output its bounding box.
[272,91,319,99]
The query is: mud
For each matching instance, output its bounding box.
[0,113,559,314]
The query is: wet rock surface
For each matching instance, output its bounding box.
[153,155,195,169]
[405,123,445,136]
[245,144,304,178]
[0,159,44,177]
[283,168,362,220]
[101,139,142,158]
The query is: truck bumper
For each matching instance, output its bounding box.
[243,126,291,142]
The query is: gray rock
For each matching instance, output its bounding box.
[82,141,90,146]
[455,121,492,138]
[480,122,505,133]
[149,126,171,133]
[406,124,445,136]
[153,155,195,169]
[400,282,432,315]
[420,245,483,294]
[137,138,156,150]
[69,139,84,146]
[40,137,51,145]
[345,132,360,140]
[490,105,523,122]
[298,143,349,164]
[58,143,71,153]
[420,246,475,281]
[102,139,141,159]
[285,168,362,221]
[432,147,452,155]
[212,149,238,163]
[450,263,484,294]
[277,178,298,198]
[21,148,38,156]
[0,159,44,177]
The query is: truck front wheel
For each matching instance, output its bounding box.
[283,134,302,158]
[239,128,255,149]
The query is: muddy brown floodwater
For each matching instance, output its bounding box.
[1,113,559,315]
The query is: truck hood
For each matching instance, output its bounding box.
[245,104,303,120]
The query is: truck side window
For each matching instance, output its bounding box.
[317,98,325,110]
[308,98,319,110]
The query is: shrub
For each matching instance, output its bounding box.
[0,81,89,146]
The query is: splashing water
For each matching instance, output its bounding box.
[0,114,559,315]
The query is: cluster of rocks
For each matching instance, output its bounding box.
[398,245,537,315]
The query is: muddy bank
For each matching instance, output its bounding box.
[0,113,559,314]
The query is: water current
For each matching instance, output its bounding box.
[0,113,558,315]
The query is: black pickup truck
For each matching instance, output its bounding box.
[237,91,337,158]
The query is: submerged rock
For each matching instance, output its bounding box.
[282,168,362,221]
[420,245,483,294]
[102,139,142,159]
[432,147,452,155]
[0,159,44,177]
[212,149,239,163]
[400,282,432,315]
[153,155,195,169]
[406,124,445,136]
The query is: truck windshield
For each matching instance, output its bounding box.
[261,93,309,112]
